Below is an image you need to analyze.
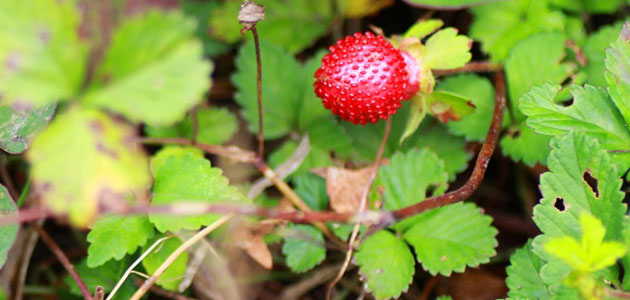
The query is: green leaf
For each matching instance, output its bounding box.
[0,0,86,107]
[210,0,333,54]
[149,146,246,233]
[583,22,624,87]
[294,173,329,211]
[505,32,575,120]
[404,0,499,9]
[27,107,151,226]
[66,258,135,300]
[298,52,330,131]
[439,74,497,142]
[400,94,427,144]
[500,122,551,167]
[181,0,231,57]
[410,123,471,179]
[83,11,212,126]
[605,22,630,127]
[469,0,566,62]
[142,235,188,291]
[544,213,626,272]
[0,103,54,154]
[506,240,551,299]
[520,83,630,174]
[549,0,624,13]
[355,230,415,300]
[307,117,354,159]
[145,107,238,145]
[268,140,333,180]
[404,202,498,276]
[404,19,443,39]
[0,184,17,270]
[423,28,472,70]
[282,224,326,273]
[531,132,626,268]
[425,91,475,123]
[87,215,154,268]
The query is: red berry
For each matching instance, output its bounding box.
[314,32,420,125]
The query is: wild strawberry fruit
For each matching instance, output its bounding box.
[314,32,420,124]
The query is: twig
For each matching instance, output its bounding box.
[419,276,440,300]
[129,215,233,300]
[252,27,265,159]
[607,288,630,299]
[14,222,41,300]
[134,278,197,300]
[0,154,17,200]
[138,137,256,163]
[388,71,506,222]
[432,62,502,76]
[93,286,105,300]
[107,236,171,300]
[34,225,93,300]
[326,118,392,300]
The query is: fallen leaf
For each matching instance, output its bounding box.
[232,223,273,270]
[312,165,375,213]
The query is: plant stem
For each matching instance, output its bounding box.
[129,215,232,300]
[326,118,392,300]
[0,154,17,200]
[34,225,93,300]
[252,27,265,159]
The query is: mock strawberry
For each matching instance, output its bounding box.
[314,32,420,124]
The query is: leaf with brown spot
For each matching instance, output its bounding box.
[425,91,476,124]
[312,165,374,213]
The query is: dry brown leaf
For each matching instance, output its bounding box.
[312,165,375,213]
[232,225,273,270]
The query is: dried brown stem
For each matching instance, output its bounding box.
[34,225,93,300]
[252,26,265,158]
[326,118,392,300]
[389,71,506,222]
[134,278,196,300]
[433,62,502,76]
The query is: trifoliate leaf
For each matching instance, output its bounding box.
[404,0,498,9]
[142,235,188,291]
[469,0,566,62]
[210,0,332,54]
[338,0,394,17]
[605,22,630,127]
[506,240,551,299]
[425,91,475,123]
[83,11,212,126]
[0,0,86,108]
[294,173,329,211]
[268,140,333,180]
[66,258,135,300]
[520,83,630,174]
[440,74,496,142]
[544,213,626,272]
[355,230,415,300]
[86,215,154,268]
[0,184,17,270]
[27,107,151,226]
[403,202,498,275]
[0,103,54,154]
[423,28,472,70]
[282,224,326,273]
[583,22,624,87]
[500,122,551,167]
[549,0,624,13]
[149,147,245,232]
[532,132,626,266]
[145,107,238,145]
[505,32,575,120]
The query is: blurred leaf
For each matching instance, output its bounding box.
[307,117,354,158]
[505,32,575,120]
[404,202,498,275]
[549,0,624,13]
[404,0,499,9]
[423,28,472,70]
[294,173,329,211]
[298,52,330,131]
[87,215,154,267]
[425,91,475,123]
[470,0,566,62]
[145,107,238,145]
[268,140,333,180]
[0,103,55,153]
[583,22,624,87]
[544,213,626,272]
[0,0,86,108]
[66,258,135,300]
[0,184,17,270]
[149,146,246,232]
[605,23,630,127]
[500,122,551,167]
[180,0,231,56]
[355,230,415,300]
[27,107,151,226]
[83,11,212,126]
[339,0,394,17]
[282,224,325,272]
[142,235,188,291]
[440,74,496,142]
[211,0,333,54]
[506,240,551,299]
[520,83,630,174]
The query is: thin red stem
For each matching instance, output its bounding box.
[252,27,264,158]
